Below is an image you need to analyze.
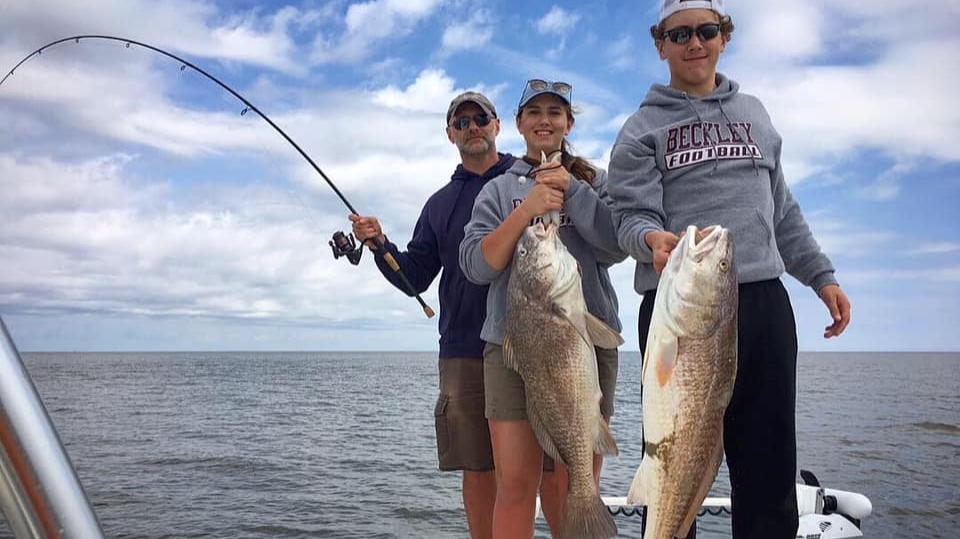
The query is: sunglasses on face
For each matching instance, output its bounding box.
[663,23,721,45]
[450,113,492,131]
[526,79,572,95]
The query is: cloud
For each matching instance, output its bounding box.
[0,150,413,323]
[909,243,960,255]
[0,65,482,334]
[856,160,915,201]
[310,0,445,63]
[441,10,494,53]
[371,68,459,113]
[606,35,638,71]
[536,6,580,35]
[723,0,960,198]
[0,0,321,75]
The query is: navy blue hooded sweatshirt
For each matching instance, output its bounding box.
[373,153,516,359]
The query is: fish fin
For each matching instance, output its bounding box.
[626,457,656,506]
[655,335,678,387]
[561,492,617,539]
[552,302,592,347]
[676,434,724,537]
[593,417,619,457]
[502,335,520,372]
[585,312,625,349]
[527,404,563,464]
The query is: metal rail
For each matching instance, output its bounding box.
[0,316,104,538]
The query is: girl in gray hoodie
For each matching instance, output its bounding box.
[607,1,851,539]
[459,79,625,538]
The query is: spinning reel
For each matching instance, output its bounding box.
[329,230,363,265]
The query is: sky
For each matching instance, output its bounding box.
[0,0,957,353]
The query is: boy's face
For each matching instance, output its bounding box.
[657,8,726,96]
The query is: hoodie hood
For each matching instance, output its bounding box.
[450,152,514,182]
[640,73,739,109]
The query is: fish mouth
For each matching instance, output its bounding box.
[533,221,558,239]
[686,225,726,262]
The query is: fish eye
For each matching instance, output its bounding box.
[719,259,729,272]
[518,247,527,257]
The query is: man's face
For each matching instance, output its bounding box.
[446,102,500,157]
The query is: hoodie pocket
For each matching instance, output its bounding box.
[754,207,773,246]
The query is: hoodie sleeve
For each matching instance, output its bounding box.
[459,180,505,285]
[373,204,441,294]
[769,147,837,293]
[607,132,666,264]
[564,168,628,266]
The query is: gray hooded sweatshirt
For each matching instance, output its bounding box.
[607,73,837,295]
[459,159,626,346]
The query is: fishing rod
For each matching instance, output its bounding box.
[0,35,435,318]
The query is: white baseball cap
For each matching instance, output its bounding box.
[658,0,725,23]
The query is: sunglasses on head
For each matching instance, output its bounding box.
[526,79,572,95]
[450,113,493,131]
[663,23,721,45]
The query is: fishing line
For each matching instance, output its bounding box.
[0,35,434,318]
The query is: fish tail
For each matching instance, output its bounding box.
[560,493,617,539]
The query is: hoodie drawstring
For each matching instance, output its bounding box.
[681,92,721,176]
[718,99,761,178]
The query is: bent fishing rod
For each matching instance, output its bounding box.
[1,35,435,318]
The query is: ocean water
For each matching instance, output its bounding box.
[2,351,958,538]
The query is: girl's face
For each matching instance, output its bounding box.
[657,8,726,97]
[516,94,573,160]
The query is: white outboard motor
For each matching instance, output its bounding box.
[796,470,873,539]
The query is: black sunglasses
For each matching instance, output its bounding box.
[663,23,721,45]
[450,113,492,131]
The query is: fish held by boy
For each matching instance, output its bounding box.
[628,224,738,539]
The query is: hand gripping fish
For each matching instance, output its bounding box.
[628,225,738,539]
[504,221,624,539]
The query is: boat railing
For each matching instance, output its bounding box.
[0,316,105,538]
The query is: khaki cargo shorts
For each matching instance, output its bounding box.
[483,343,618,471]
[483,343,618,421]
[434,358,494,472]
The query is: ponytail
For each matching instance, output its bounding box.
[560,139,596,185]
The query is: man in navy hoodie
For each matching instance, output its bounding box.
[349,91,515,539]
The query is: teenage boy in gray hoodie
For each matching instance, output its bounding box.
[606,1,851,539]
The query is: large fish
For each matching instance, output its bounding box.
[504,221,623,539]
[628,225,738,539]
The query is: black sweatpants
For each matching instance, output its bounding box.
[638,278,800,539]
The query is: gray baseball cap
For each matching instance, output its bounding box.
[446,91,497,124]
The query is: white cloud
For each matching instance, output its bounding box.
[606,35,638,71]
[909,243,960,255]
[371,68,459,113]
[0,0,320,74]
[723,0,960,197]
[441,11,494,52]
[311,0,445,63]
[536,6,580,35]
